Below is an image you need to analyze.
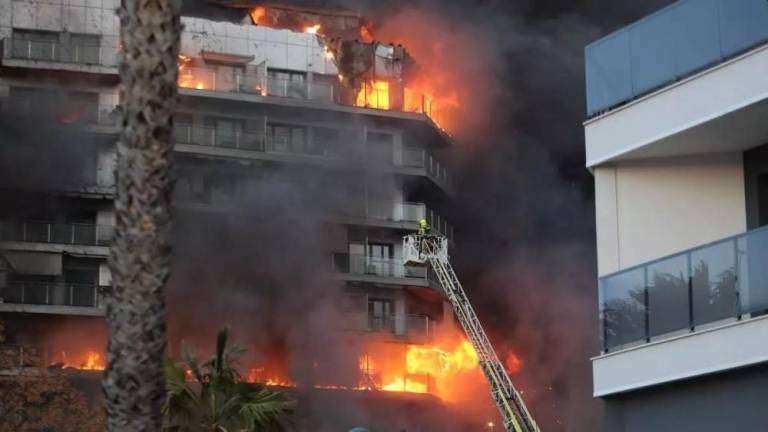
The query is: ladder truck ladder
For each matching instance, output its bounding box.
[403,234,540,432]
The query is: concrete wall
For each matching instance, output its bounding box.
[181,17,336,75]
[603,363,768,432]
[595,154,747,275]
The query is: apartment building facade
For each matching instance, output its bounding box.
[0,0,457,423]
[585,0,768,430]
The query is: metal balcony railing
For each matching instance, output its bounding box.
[4,38,118,67]
[0,99,118,126]
[0,221,113,246]
[0,282,104,308]
[173,124,265,151]
[401,148,448,183]
[331,253,427,279]
[599,225,768,352]
[177,67,335,102]
[177,65,440,124]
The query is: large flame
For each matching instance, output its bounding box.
[177,55,209,90]
[356,80,390,110]
[50,350,105,371]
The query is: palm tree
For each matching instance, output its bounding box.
[163,327,294,431]
[103,0,181,430]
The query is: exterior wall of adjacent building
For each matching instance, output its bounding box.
[594,153,747,276]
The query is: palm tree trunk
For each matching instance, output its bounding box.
[104,0,181,430]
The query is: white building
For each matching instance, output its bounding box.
[585,0,768,430]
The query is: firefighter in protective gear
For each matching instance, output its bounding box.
[418,218,430,235]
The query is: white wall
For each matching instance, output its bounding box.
[181,17,337,75]
[0,0,120,47]
[595,154,747,276]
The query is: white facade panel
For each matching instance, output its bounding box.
[585,44,768,167]
[595,154,746,275]
[593,315,768,396]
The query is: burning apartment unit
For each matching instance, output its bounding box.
[0,0,489,429]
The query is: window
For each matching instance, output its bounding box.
[267,68,306,98]
[367,132,394,165]
[368,298,394,333]
[11,29,58,61]
[66,34,101,64]
[366,243,394,276]
[267,123,306,154]
[205,117,244,149]
[760,174,768,227]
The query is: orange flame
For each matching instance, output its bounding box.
[356,80,390,109]
[249,6,267,26]
[177,55,209,90]
[51,350,105,371]
[359,24,374,43]
[304,24,321,34]
[505,351,523,375]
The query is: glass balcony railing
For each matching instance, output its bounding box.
[366,201,426,224]
[586,0,768,116]
[177,66,440,124]
[173,124,265,151]
[0,282,104,308]
[599,225,768,352]
[340,312,434,341]
[0,99,118,126]
[178,67,335,102]
[401,148,448,183]
[0,221,114,246]
[331,253,427,280]
[3,38,118,67]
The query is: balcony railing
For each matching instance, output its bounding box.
[599,225,768,352]
[341,312,434,341]
[173,124,265,151]
[178,67,334,103]
[365,201,426,224]
[177,66,439,123]
[331,253,427,280]
[3,38,118,67]
[586,0,768,116]
[401,148,448,183]
[0,99,118,126]
[0,282,104,308]
[0,221,114,246]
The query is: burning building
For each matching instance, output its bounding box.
[0,0,500,429]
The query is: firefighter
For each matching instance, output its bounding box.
[418,218,430,235]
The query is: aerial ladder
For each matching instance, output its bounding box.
[403,233,541,432]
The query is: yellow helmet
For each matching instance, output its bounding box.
[419,219,428,227]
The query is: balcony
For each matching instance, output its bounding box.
[0,282,106,316]
[599,225,768,353]
[172,123,449,190]
[1,38,118,72]
[586,0,768,117]
[331,253,428,281]
[177,66,439,124]
[401,148,448,185]
[0,221,114,247]
[0,98,118,127]
[341,312,435,342]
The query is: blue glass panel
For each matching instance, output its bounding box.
[738,228,768,316]
[586,31,632,115]
[691,239,738,326]
[671,0,722,77]
[629,8,677,96]
[648,254,689,337]
[601,267,646,350]
[718,0,768,54]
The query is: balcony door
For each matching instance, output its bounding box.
[368,298,394,333]
[366,243,394,276]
